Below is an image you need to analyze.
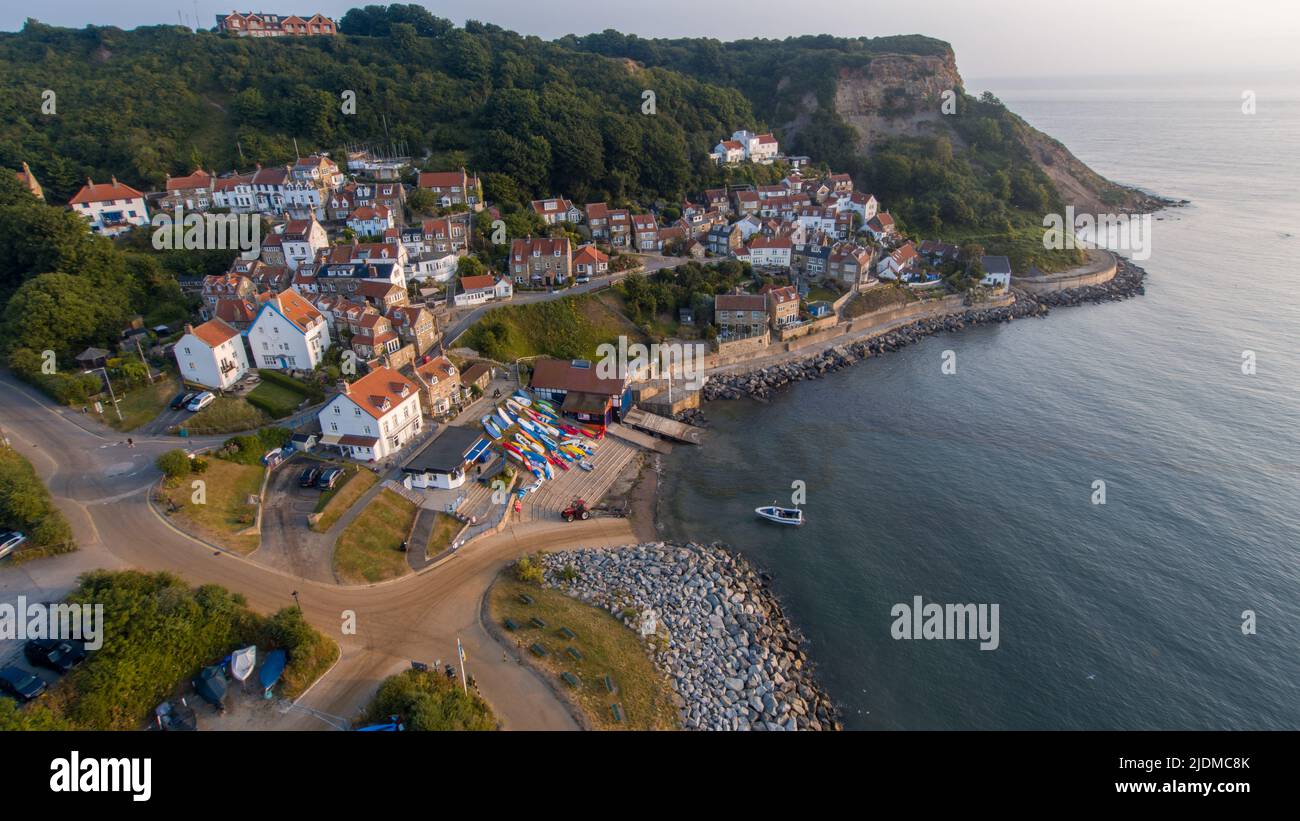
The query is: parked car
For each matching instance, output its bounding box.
[317,467,344,490]
[262,448,284,468]
[24,638,84,674]
[0,531,27,559]
[169,391,196,410]
[185,391,215,412]
[298,467,322,488]
[576,275,591,284]
[0,666,47,702]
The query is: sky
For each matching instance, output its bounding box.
[4,0,1299,79]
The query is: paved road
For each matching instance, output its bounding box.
[442,254,688,344]
[0,371,637,729]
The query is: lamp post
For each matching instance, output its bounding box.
[83,367,123,422]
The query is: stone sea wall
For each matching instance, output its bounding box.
[701,259,1146,402]
[541,542,840,731]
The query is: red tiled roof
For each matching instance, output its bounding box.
[190,318,240,347]
[341,366,417,419]
[69,178,145,205]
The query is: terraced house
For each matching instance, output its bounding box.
[510,236,572,285]
[217,11,337,36]
[318,366,423,462]
[714,293,769,338]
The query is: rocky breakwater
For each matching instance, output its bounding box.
[704,260,1147,402]
[541,541,839,731]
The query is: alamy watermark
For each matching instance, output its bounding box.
[596,336,707,390]
[0,596,104,650]
[891,595,999,650]
[151,207,261,255]
[1043,205,1152,261]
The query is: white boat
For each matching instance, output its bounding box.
[230,645,257,682]
[755,504,803,526]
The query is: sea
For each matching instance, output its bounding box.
[658,73,1300,729]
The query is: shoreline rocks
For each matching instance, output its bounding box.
[703,259,1147,402]
[540,541,841,731]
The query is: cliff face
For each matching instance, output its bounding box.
[831,53,966,151]
[780,50,1164,213]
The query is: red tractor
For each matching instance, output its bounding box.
[561,499,590,522]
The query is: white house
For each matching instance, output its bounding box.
[279,217,329,271]
[710,139,747,165]
[68,178,149,237]
[980,255,1012,292]
[877,242,920,281]
[346,205,395,236]
[247,289,331,370]
[174,318,248,390]
[748,234,793,268]
[318,366,423,461]
[453,275,512,307]
[530,198,581,225]
[400,425,483,490]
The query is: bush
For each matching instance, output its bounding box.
[0,444,76,558]
[256,369,324,403]
[18,571,339,729]
[512,554,545,585]
[364,669,495,731]
[156,449,191,480]
[217,427,292,465]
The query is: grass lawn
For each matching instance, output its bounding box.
[311,467,379,532]
[183,397,269,435]
[489,574,679,730]
[455,290,649,362]
[96,374,179,432]
[804,284,842,304]
[246,380,306,419]
[425,512,461,556]
[158,458,264,554]
[333,489,416,584]
[844,283,919,317]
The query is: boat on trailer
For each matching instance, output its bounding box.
[755,503,804,526]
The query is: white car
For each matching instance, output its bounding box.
[185,391,215,412]
[0,531,27,559]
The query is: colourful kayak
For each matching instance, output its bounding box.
[482,416,502,439]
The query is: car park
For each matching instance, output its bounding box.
[24,638,85,674]
[317,467,344,490]
[298,467,322,487]
[0,666,47,702]
[0,531,27,559]
[185,391,215,412]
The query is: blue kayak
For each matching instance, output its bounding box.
[259,648,287,696]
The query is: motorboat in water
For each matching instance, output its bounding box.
[755,504,804,526]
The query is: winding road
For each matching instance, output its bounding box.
[0,371,637,730]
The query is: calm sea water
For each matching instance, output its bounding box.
[659,76,1300,729]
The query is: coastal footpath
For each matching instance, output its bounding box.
[700,257,1147,403]
[540,542,841,731]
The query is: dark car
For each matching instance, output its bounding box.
[24,638,85,674]
[317,467,344,490]
[0,666,47,702]
[170,391,196,410]
[298,467,323,488]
